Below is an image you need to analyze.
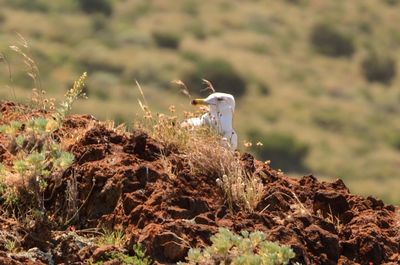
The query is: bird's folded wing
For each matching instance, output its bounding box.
[181,117,204,127]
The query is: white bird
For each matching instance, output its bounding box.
[182,92,237,151]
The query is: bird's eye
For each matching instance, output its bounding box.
[217,98,223,101]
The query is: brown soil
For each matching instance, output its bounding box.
[0,101,399,265]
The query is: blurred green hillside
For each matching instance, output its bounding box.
[1,0,400,204]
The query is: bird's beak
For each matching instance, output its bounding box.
[191,98,208,106]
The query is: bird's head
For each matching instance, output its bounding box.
[191,92,235,113]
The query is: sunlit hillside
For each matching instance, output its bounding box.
[1,0,400,203]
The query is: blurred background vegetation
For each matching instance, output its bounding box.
[1,0,400,204]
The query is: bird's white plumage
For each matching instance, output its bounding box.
[182,92,237,151]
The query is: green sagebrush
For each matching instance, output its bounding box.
[91,244,152,265]
[0,73,87,214]
[179,228,295,265]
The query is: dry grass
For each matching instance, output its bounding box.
[316,209,343,233]
[218,170,264,212]
[9,34,42,92]
[98,229,125,248]
[58,119,96,150]
[65,172,78,223]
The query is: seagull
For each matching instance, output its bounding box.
[182,92,237,151]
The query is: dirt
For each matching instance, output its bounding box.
[0,101,399,265]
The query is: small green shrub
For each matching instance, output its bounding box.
[0,73,86,216]
[187,22,207,40]
[181,51,201,62]
[285,0,303,4]
[4,239,18,253]
[184,59,247,97]
[98,229,125,247]
[384,0,399,5]
[113,114,128,125]
[5,0,49,12]
[361,52,396,85]
[182,1,199,16]
[179,228,295,265]
[77,0,113,16]
[312,109,345,132]
[91,14,109,32]
[88,71,118,101]
[248,131,309,173]
[0,163,21,209]
[55,72,88,124]
[388,133,400,151]
[0,12,6,24]
[77,46,124,74]
[152,31,181,49]
[0,117,75,211]
[94,244,151,265]
[310,23,355,57]
[258,82,271,96]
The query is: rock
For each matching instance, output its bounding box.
[240,153,256,174]
[154,232,189,262]
[78,245,97,261]
[136,165,161,185]
[123,132,147,156]
[9,248,51,265]
[92,245,118,262]
[313,190,350,216]
[77,146,105,164]
[304,225,341,263]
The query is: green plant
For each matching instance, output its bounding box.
[4,239,18,253]
[248,131,309,173]
[285,0,303,4]
[0,164,5,175]
[179,228,295,265]
[131,244,152,265]
[54,72,88,125]
[93,244,151,265]
[5,0,48,12]
[88,71,118,101]
[312,108,345,132]
[77,0,113,16]
[98,229,125,248]
[257,82,270,96]
[91,14,109,32]
[184,59,247,97]
[361,52,396,85]
[182,1,199,16]
[217,170,264,213]
[0,73,87,217]
[152,31,181,49]
[310,23,355,57]
[0,12,6,24]
[186,22,207,40]
[384,0,399,5]
[0,121,22,136]
[388,132,400,151]
[0,117,75,210]
[0,164,20,209]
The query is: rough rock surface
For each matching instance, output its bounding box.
[0,101,399,264]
